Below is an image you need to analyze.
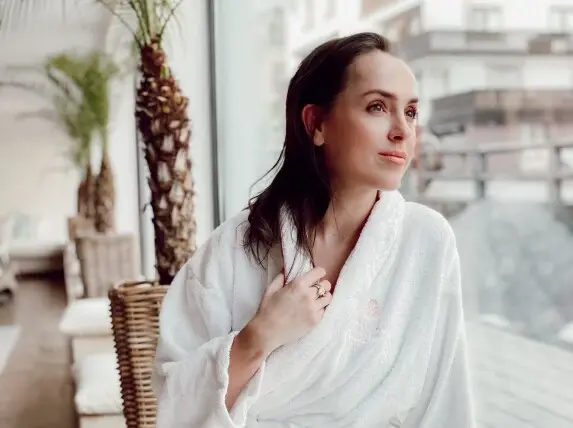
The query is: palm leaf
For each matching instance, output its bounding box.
[0,64,81,105]
[94,0,185,47]
[17,108,62,125]
[0,78,54,100]
[1,49,120,169]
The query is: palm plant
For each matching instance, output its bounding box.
[96,0,197,284]
[42,52,120,233]
[62,52,121,233]
[0,51,120,233]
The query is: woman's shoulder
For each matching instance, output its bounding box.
[186,209,252,286]
[403,201,456,250]
[205,209,251,250]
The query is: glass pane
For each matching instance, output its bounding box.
[212,2,573,428]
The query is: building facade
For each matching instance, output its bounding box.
[274,0,573,175]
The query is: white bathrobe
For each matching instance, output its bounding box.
[153,190,475,428]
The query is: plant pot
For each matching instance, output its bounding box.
[75,233,137,297]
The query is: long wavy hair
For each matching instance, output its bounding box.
[243,32,391,266]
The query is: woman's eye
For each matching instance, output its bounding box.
[367,102,385,113]
[406,108,418,119]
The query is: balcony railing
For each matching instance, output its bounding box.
[428,89,573,133]
[412,139,573,204]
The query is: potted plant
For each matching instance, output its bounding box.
[0,51,120,235]
[97,0,197,284]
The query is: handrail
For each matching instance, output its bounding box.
[412,139,573,203]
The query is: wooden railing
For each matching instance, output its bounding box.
[410,140,573,205]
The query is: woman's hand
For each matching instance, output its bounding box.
[228,267,331,409]
[243,267,332,356]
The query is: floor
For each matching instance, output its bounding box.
[0,275,77,428]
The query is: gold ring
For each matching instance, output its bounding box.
[311,282,326,298]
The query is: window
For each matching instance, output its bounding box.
[485,64,522,89]
[211,4,573,427]
[467,5,503,31]
[548,6,573,32]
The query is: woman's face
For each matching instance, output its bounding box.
[308,51,418,192]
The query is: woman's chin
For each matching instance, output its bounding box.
[372,175,404,192]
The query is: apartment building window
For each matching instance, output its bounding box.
[548,6,573,32]
[467,4,503,31]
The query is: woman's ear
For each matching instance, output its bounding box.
[301,104,325,147]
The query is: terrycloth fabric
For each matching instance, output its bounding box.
[153,190,475,428]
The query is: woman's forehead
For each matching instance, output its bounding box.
[346,51,417,100]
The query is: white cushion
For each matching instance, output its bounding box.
[79,414,125,428]
[74,353,122,415]
[72,336,115,362]
[59,297,112,337]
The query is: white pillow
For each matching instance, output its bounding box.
[59,297,112,337]
[74,353,123,415]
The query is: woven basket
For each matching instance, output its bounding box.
[109,280,168,428]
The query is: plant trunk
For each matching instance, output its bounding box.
[77,168,89,217]
[94,151,116,234]
[78,164,96,222]
[136,40,197,284]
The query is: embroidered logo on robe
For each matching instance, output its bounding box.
[345,298,383,344]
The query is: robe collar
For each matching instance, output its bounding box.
[266,190,406,378]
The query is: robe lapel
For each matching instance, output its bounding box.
[263,190,406,390]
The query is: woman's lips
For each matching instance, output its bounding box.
[379,151,406,166]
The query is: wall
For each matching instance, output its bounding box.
[0,93,78,241]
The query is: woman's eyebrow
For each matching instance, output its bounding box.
[362,89,418,104]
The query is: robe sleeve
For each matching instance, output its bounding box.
[404,240,476,428]
[152,257,266,428]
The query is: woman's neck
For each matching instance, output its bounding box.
[317,187,379,244]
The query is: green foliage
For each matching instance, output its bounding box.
[46,51,120,149]
[0,51,120,169]
[95,0,185,47]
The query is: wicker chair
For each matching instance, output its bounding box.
[108,280,168,428]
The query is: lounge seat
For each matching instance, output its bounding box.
[59,297,115,362]
[73,352,125,428]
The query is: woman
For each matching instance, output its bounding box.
[153,32,475,427]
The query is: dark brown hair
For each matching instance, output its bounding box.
[243,32,391,265]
